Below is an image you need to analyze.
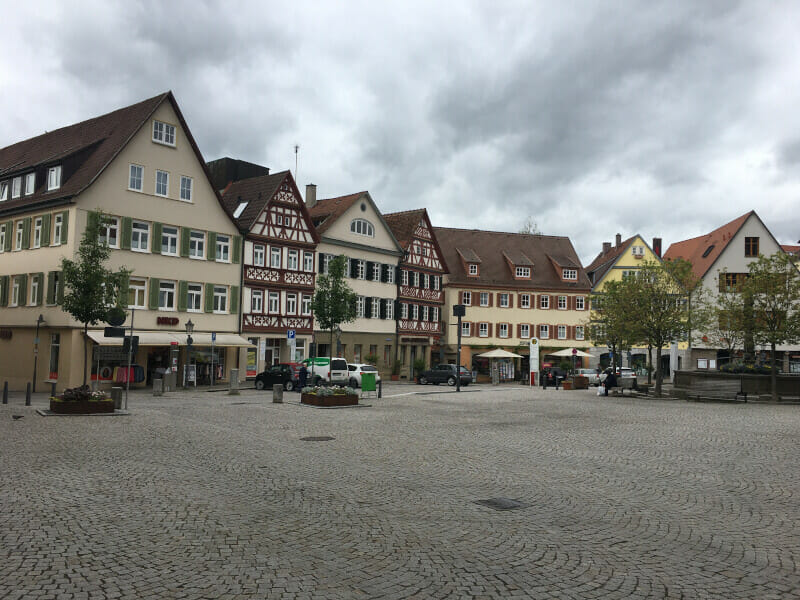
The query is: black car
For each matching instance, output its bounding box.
[542,367,567,386]
[418,364,473,386]
[255,363,298,391]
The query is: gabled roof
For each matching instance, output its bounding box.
[383,207,449,273]
[456,247,482,263]
[663,211,754,280]
[220,170,287,231]
[584,235,636,284]
[0,91,235,224]
[307,192,365,235]
[502,250,533,266]
[434,227,591,290]
[781,244,800,256]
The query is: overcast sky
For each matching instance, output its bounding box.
[2,1,799,264]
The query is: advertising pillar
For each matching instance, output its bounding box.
[529,338,540,386]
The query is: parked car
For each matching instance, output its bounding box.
[542,367,567,386]
[418,364,473,386]
[575,368,601,386]
[302,357,349,385]
[255,363,297,391]
[347,363,381,388]
[615,368,636,380]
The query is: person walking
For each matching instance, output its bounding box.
[603,368,617,396]
[298,363,308,391]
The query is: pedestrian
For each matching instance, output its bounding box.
[298,363,308,390]
[604,368,617,396]
[542,368,549,389]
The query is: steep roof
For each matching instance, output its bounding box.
[433,227,591,290]
[584,235,636,285]
[220,171,289,231]
[307,192,365,235]
[663,211,753,279]
[383,208,425,249]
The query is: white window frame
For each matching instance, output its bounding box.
[158,280,176,311]
[303,251,314,272]
[372,262,381,281]
[356,296,365,318]
[480,292,489,306]
[189,231,205,259]
[15,221,24,250]
[12,176,22,199]
[371,297,380,319]
[423,273,430,288]
[286,293,297,315]
[385,299,394,320]
[213,286,228,313]
[215,234,231,262]
[287,249,299,270]
[350,218,374,237]
[152,120,176,146]
[33,217,42,249]
[540,295,550,309]
[498,323,509,338]
[47,166,62,191]
[253,244,265,266]
[129,164,143,192]
[520,324,530,339]
[576,296,585,310]
[520,294,530,308]
[468,264,478,276]
[270,247,281,268]
[131,221,150,252]
[301,294,312,315]
[413,271,419,287]
[400,303,408,319]
[515,266,530,278]
[155,170,169,197]
[179,176,193,202]
[356,260,366,280]
[11,278,20,306]
[25,172,35,195]
[422,305,429,321]
[576,326,584,341]
[463,291,472,305]
[268,292,279,314]
[322,254,332,274]
[100,217,119,249]
[462,321,471,337]
[387,267,395,284]
[0,181,7,201]
[432,306,438,322]
[411,304,419,320]
[129,278,147,309]
[401,270,409,286]
[540,324,549,339]
[479,322,489,337]
[187,283,202,312]
[161,225,178,256]
[558,296,567,310]
[0,223,5,252]
[52,214,63,246]
[563,268,577,280]
[29,275,39,306]
[499,293,510,308]
[558,325,567,339]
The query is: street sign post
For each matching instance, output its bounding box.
[529,338,540,385]
[288,329,296,362]
[211,332,216,386]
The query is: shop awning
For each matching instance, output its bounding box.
[177,333,255,347]
[86,331,181,346]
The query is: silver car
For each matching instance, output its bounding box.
[575,368,601,386]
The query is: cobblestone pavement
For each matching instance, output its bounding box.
[2,385,799,599]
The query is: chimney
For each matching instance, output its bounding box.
[305,183,317,208]
[602,242,611,254]
[652,237,662,258]
[615,233,622,247]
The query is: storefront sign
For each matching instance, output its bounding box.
[157,316,179,326]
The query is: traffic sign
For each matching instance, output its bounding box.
[211,332,216,341]
[572,348,577,355]
[287,329,296,340]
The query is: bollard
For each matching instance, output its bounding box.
[111,387,123,410]
[272,384,284,403]
[228,369,240,395]
[51,382,57,398]
[378,379,382,399]
[2,381,7,404]
[153,378,163,397]
[25,382,31,406]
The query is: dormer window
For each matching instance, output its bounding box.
[350,218,374,237]
[468,264,478,276]
[152,120,176,146]
[563,268,577,280]
[25,173,35,195]
[515,266,531,278]
[47,166,62,191]
[11,176,22,198]
[631,245,645,258]
[0,181,7,201]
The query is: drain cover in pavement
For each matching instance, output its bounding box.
[300,436,336,442]
[474,497,528,511]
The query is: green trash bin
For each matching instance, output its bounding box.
[361,372,377,398]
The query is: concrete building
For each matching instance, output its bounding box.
[0,92,249,391]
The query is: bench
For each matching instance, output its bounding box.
[686,379,747,403]
[608,378,637,396]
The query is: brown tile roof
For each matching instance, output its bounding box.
[220,171,288,231]
[0,93,168,215]
[781,244,800,255]
[584,235,636,285]
[502,250,533,266]
[434,227,591,290]
[383,208,425,249]
[663,211,754,280]
[456,247,482,263]
[307,192,365,235]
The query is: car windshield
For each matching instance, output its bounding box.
[459,366,469,374]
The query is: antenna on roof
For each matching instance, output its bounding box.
[294,144,300,183]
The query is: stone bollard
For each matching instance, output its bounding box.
[228,369,240,395]
[50,382,57,399]
[111,387,123,409]
[272,384,284,403]
[25,382,31,406]
[153,378,163,396]
[2,381,7,404]
[91,380,100,392]
[378,380,382,399]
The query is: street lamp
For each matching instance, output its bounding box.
[32,314,45,393]
[185,319,194,387]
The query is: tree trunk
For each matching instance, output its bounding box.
[771,342,778,402]
[83,322,89,386]
[647,345,653,385]
[655,346,663,397]
[330,328,334,360]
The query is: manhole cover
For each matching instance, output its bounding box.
[300,436,335,442]
[474,497,528,511]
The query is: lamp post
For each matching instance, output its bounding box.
[32,314,45,393]
[185,319,194,387]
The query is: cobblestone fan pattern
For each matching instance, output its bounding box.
[2,388,800,599]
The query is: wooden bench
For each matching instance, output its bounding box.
[686,379,747,402]
[609,378,637,396]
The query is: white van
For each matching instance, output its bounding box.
[303,357,349,385]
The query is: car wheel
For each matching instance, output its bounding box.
[447,376,456,386]
[255,379,265,390]
[419,376,428,385]
[463,381,469,386]
[284,380,294,392]
[349,378,358,388]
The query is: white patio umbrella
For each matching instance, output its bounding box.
[549,347,594,358]
[476,349,524,358]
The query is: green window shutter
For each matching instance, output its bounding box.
[0,275,7,306]
[232,235,242,264]
[3,221,11,251]
[178,280,188,311]
[35,272,44,305]
[118,272,130,307]
[41,214,51,247]
[180,227,191,257]
[56,271,64,304]
[18,274,28,305]
[22,217,31,249]
[204,283,214,313]
[149,278,160,309]
[121,217,132,250]
[229,285,239,314]
[46,271,56,304]
[207,232,217,260]
[151,222,162,253]
[60,211,69,244]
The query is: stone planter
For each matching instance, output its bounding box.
[391,375,399,381]
[301,393,359,407]
[49,398,115,414]
[562,381,573,390]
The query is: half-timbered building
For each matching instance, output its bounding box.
[384,209,448,380]
[220,171,319,375]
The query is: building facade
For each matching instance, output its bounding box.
[308,190,403,374]
[384,209,447,380]
[220,171,319,375]
[0,92,249,391]
[434,228,592,382]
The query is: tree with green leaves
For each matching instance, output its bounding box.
[311,255,357,358]
[697,268,747,362]
[61,211,131,385]
[588,279,641,373]
[742,252,800,401]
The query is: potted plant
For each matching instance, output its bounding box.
[413,358,427,383]
[391,360,402,381]
[301,385,359,407]
[50,385,115,414]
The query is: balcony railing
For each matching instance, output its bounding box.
[398,319,441,334]
[245,266,315,288]
[243,314,313,332]
[398,285,443,303]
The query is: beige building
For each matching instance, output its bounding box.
[0,92,250,392]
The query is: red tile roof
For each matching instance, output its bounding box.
[663,211,754,279]
[383,208,425,249]
[584,235,636,285]
[307,192,365,235]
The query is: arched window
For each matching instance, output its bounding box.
[350,218,374,237]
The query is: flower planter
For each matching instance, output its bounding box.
[391,375,399,381]
[301,393,359,407]
[561,381,573,390]
[49,398,115,414]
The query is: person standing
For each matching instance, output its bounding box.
[298,363,308,390]
[603,368,617,396]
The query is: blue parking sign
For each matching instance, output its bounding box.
[287,330,296,340]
